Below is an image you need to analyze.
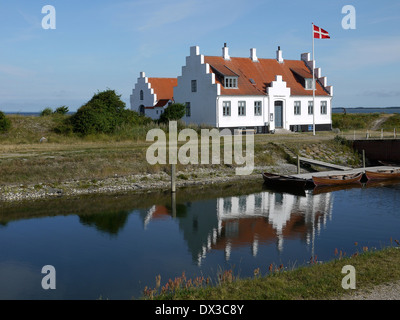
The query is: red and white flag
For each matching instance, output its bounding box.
[313,25,330,39]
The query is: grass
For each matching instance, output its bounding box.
[142,245,400,300]
[380,114,400,131]
[0,114,368,186]
[332,113,381,130]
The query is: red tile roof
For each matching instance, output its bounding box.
[204,56,329,96]
[145,99,170,109]
[148,78,177,100]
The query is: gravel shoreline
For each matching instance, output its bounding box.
[0,164,299,203]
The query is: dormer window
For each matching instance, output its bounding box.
[224,77,238,88]
[305,79,315,90]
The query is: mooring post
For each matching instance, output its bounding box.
[381,129,383,139]
[297,155,300,174]
[171,164,176,193]
[171,191,176,218]
[394,128,396,139]
[362,150,365,169]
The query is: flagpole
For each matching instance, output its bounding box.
[312,22,316,136]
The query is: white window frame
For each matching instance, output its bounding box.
[294,101,301,115]
[254,101,262,116]
[320,101,327,115]
[238,101,246,116]
[308,101,314,115]
[305,79,315,90]
[224,77,238,88]
[223,101,231,116]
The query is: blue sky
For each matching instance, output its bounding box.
[1,0,399,112]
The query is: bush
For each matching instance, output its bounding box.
[54,106,69,115]
[0,111,11,133]
[159,103,186,124]
[40,107,53,116]
[69,89,151,136]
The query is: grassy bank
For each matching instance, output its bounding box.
[0,114,362,189]
[142,246,400,300]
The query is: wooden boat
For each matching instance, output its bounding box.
[365,169,400,181]
[312,172,363,186]
[262,172,308,188]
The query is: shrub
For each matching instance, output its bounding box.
[69,89,151,136]
[40,107,53,116]
[159,103,186,124]
[54,106,69,115]
[0,111,11,133]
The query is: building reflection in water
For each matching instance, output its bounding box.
[141,188,334,266]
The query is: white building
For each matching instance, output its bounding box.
[130,72,177,120]
[173,44,333,133]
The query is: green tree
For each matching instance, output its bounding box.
[159,103,186,124]
[0,111,11,133]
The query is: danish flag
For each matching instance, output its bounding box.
[313,25,330,39]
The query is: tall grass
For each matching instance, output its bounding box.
[380,114,400,131]
[332,113,380,130]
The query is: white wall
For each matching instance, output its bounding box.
[286,96,332,128]
[217,96,268,129]
[145,107,165,120]
[130,72,156,113]
[174,46,219,127]
[173,46,332,131]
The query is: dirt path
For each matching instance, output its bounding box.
[371,114,394,131]
[339,280,400,300]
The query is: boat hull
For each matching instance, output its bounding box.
[312,172,363,186]
[262,172,307,189]
[365,170,400,181]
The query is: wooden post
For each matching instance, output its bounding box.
[381,129,383,139]
[171,164,176,193]
[394,128,396,139]
[297,155,300,174]
[362,150,365,169]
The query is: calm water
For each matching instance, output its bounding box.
[0,180,399,300]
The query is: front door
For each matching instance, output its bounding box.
[274,101,283,128]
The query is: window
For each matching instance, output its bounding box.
[254,101,262,116]
[140,90,144,100]
[238,101,246,116]
[191,80,197,92]
[308,101,314,115]
[305,79,315,90]
[224,77,238,88]
[223,101,231,116]
[294,101,301,115]
[321,101,327,115]
[185,102,191,117]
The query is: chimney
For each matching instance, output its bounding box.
[222,43,230,60]
[276,46,283,63]
[250,48,258,62]
[140,71,146,78]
